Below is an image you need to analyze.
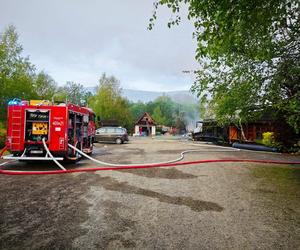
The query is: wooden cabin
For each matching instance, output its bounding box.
[193,115,276,143]
[134,112,156,136]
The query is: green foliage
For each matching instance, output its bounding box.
[152,106,167,125]
[33,71,57,100]
[0,121,6,148]
[0,26,60,123]
[262,132,276,147]
[0,25,37,121]
[129,101,147,121]
[201,62,261,126]
[88,73,133,130]
[55,81,89,106]
[129,95,197,129]
[151,0,297,61]
[152,0,300,138]
[266,57,300,133]
[150,96,175,126]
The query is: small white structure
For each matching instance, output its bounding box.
[134,112,156,136]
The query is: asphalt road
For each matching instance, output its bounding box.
[0,137,300,249]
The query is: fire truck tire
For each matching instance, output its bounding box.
[115,138,122,144]
[86,144,93,155]
[65,144,81,162]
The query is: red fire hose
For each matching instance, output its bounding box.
[1,142,300,175]
[0,158,299,175]
[0,145,7,158]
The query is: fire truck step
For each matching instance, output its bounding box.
[2,155,64,161]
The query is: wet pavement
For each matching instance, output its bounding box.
[0,137,299,249]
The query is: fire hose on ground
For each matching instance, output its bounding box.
[42,138,66,171]
[0,139,299,175]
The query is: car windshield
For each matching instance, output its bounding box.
[97,128,106,133]
[116,128,124,133]
[106,128,115,133]
[97,127,126,134]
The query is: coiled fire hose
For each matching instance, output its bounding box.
[0,141,299,175]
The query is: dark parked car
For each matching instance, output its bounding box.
[95,127,129,144]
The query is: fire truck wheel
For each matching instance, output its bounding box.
[115,138,122,144]
[87,144,93,155]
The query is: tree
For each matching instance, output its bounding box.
[266,55,300,133]
[55,81,87,105]
[128,95,199,129]
[151,0,300,137]
[151,95,176,126]
[0,25,37,122]
[152,106,167,125]
[129,101,147,121]
[88,73,133,130]
[33,71,57,100]
[175,113,186,132]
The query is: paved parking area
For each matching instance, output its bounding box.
[0,137,300,249]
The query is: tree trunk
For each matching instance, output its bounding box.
[239,119,247,141]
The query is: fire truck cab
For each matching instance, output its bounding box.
[4,99,96,161]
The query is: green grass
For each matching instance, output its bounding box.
[2,150,10,156]
[252,166,300,194]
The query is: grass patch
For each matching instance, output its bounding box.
[252,166,300,194]
[2,150,10,156]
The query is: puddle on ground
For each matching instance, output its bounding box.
[256,188,277,194]
[90,174,223,212]
[109,148,145,155]
[117,168,198,179]
[122,148,145,154]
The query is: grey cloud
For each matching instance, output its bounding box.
[0,0,198,91]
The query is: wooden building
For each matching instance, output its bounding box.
[193,115,276,143]
[134,112,156,136]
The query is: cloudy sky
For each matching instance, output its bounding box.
[0,0,198,91]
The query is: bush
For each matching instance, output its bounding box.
[290,140,300,154]
[0,122,6,148]
[262,132,280,148]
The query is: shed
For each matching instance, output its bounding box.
[134,112,156,136]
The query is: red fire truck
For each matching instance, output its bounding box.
[4,99,96,161]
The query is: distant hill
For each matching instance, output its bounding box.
[85,87,200,130]
[85,86,97,94]
[85,87,198,104]
[122,89,198,104]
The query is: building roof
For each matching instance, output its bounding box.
[135,112,156,126]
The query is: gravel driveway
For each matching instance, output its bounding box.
[0,137,299,249]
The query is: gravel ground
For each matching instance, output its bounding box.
[0,137,299,249]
